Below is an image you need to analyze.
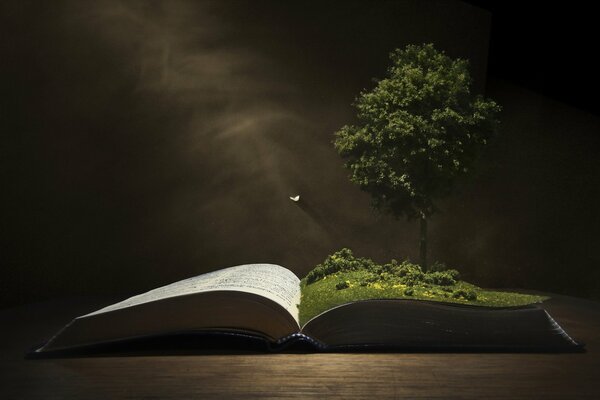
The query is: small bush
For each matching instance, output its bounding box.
[358,274,378,286]
[336,281,350,290]
[452,289,477,301]
[424,269,460,286]
[397,262,425,286]
[369,260,426,286]
[305,248,376,284]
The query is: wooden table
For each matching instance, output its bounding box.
[1,293,599,399]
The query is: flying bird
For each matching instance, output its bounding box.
[289,195,300,202]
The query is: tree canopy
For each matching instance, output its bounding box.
[334,44,501,220]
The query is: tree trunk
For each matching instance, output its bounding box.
[419,213,428,271]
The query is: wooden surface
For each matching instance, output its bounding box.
[1,293,599,399]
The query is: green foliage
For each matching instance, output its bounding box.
[298,248,548,325]
[424,269,460,286]
[304,248,376,284]
[452,288,478,301]
[333,44,501,219]
[305,247,457,287]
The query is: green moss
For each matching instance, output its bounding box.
[298,249,549,326]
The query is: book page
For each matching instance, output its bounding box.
[84,264,301,323]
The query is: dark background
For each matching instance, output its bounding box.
[466,0,599,116]
[1,0,598,308]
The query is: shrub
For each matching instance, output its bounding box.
[305,248,376,284]
[358,274,379,287]
[424,269,460,286]
[452,289,477,301]
[336,281,350,290]
[394,262,425,286]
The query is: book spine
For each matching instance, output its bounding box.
[270,332,328,352]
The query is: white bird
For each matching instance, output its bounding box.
[289,195,300,202]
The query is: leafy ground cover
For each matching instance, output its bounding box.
[299,248,548,325]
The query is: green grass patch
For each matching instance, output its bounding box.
[298,249,548,326]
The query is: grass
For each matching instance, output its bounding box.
[298,250,549,326]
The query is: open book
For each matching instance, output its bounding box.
[32,264,582,355]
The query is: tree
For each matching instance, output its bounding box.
[333,44,501,270]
